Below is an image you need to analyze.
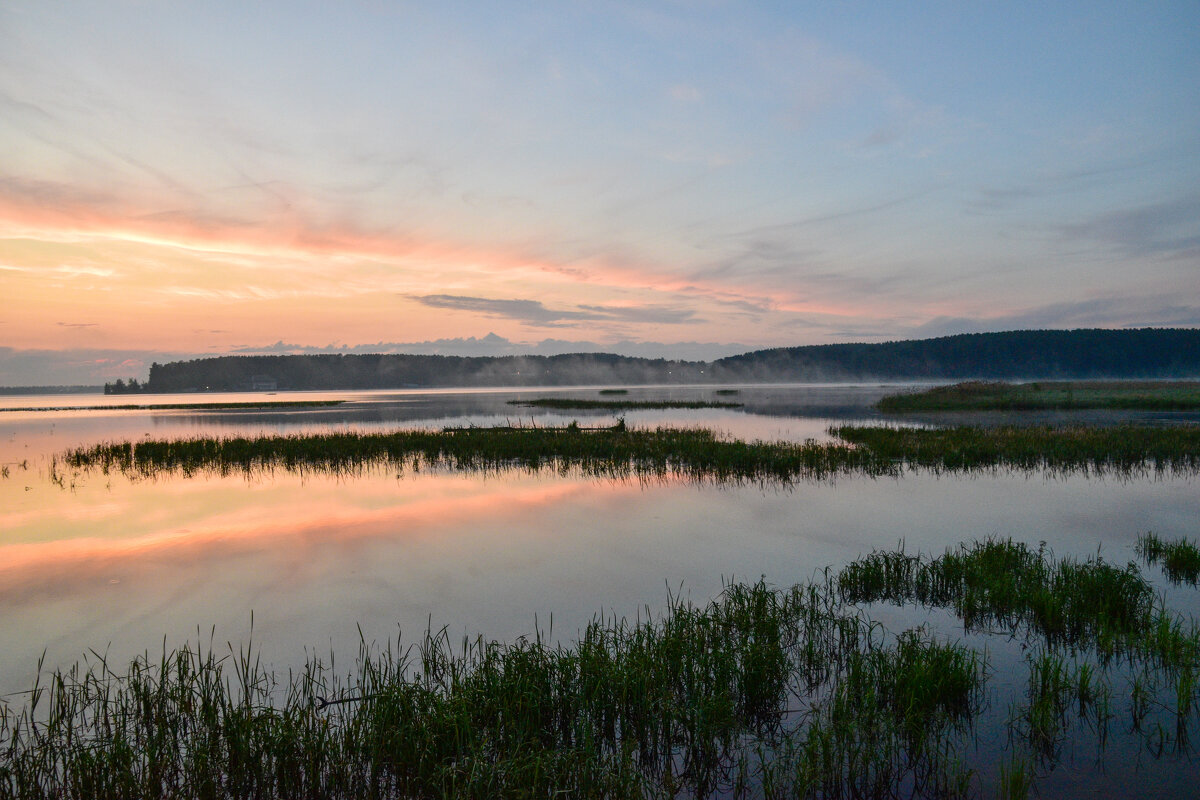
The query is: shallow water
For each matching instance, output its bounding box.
[2,383,1198,795]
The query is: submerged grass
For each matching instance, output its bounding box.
[59,423,1200,485]
[832,423,1200,475]
[837,538,1183,661]
[1137,533,1200,586]
[877,380,1200,413]
[6,539,1199,799]
[61,426,870,484]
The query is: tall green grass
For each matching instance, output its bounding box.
[60,427,876,484]
[58,423,1200,486]
[5,540,1199,798]
[837,538,1188,662]
[1137,533,1200,586]
[832,424,1200,475]
[877,380,1200,413]
[0,580,977,799]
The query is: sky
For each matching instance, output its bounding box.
[2,1,1199,384]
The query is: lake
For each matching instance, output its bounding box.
[2,383,1199,796]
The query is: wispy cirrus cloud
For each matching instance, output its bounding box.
[409,294,700,327]
[1055,193,1200,259]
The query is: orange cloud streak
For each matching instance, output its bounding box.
[0,185,864,321]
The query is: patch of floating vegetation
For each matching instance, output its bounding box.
[832,423,1200,474]
[1137,532,1200,587]
[0,400,346,413]
[3,540,1199,798]
[509,398,744,410]
[60,426,865,484]
[838,538,1180,662]
[839,539,1200,773]
[57,423,1200,484]
[878,380,1200,413]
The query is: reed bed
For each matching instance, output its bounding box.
[58,423,1200,486]
[877,380,1200,413]
[838,540,1200,783]
[836,538,1193,663]
[60,427,876,484]
[832,423,1200,475]
[0,580,976,799]
[4,541,1199,798]
[1137,533,1200,586]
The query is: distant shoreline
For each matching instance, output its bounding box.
[0,385,102,396]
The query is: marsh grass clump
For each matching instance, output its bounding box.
[0,582,821,798]
[1137,532,1200,586]
[1017,649,1111,763]
[876,380,1200,413]
[5,544,1200,799]
[60,427,878,486]
[0,578,989,800]
[58,422,1200,489]
[832,423,1200,476]
[838,539,1186,662]
[759,628,983,800]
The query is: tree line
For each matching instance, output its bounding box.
[103,328,1200,393]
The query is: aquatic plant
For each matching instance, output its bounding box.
[832,423,1200,475]
[60,426,875,485]
[877,380,1200,413]
[58,423,1200,487]
[838,538,1182,661]
[4,540,1200,798]
[1136,533,1200,586]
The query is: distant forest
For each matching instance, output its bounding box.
[105,328,1200,393]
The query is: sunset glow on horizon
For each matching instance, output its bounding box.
[2,2,1198,383]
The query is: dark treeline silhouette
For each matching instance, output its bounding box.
[103,378,150,394]
[138,329,1200,392]
[145,353,708,392]
[1,385,102,395]
[710,328,1200,381]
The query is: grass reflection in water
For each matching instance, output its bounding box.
[3,541,1200,798]
[55,423,1200,484]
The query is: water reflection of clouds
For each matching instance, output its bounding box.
[0,472,597,601]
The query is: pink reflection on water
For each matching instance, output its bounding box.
[0,472,595,602]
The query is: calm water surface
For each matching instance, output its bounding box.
[2,383,1198,795]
